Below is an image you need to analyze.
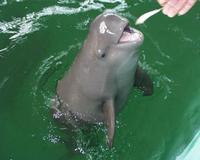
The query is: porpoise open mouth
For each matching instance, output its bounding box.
[118,24,142,43]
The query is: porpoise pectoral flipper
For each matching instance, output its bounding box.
[103,99,115,148]
[134,66,153,96]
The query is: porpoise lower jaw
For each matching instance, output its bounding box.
[118,26,144,44]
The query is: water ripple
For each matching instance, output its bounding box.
[32,51,66,96]
[0,0,130,42]
[0,76,9,89]
[0,0,7,6]
[139,59,174,100]
[0,3,104,41]
[0,47,8,58]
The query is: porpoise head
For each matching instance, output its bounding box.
[83,10,144,66]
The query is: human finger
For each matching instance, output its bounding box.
[163,0,188,17]
[178,0,197,15]
[157,0,168,6]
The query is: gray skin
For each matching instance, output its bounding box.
[52,10,153,148]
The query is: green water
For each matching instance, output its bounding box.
[1,0,200,160]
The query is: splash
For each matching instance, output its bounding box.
[74,124,118,160]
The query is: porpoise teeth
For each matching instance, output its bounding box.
[119,31,141,43]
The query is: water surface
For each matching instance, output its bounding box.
[1,0,200,160]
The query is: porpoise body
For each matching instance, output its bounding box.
[52,10,153,148]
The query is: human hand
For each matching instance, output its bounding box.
[157,0,197,17]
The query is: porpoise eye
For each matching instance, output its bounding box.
[97,49,107,59]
